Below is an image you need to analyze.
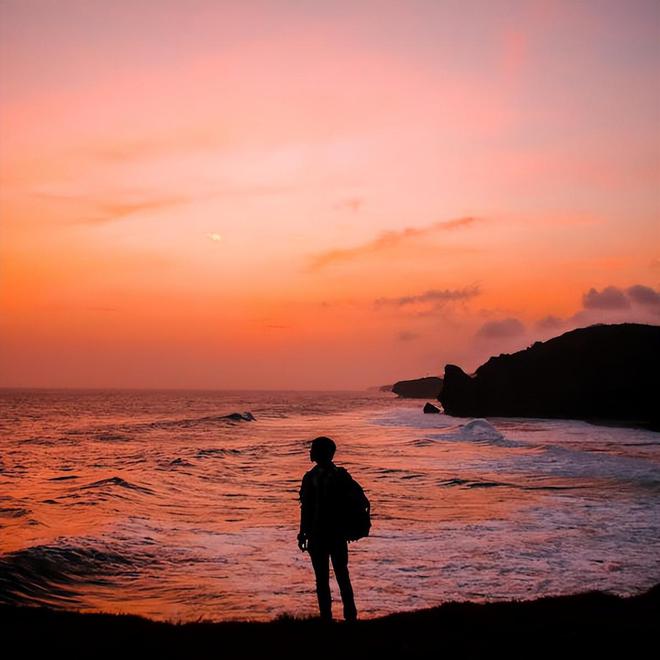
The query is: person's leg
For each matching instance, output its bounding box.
[308,539,332,620]
[330,538,357,621]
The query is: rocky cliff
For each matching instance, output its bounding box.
[392,376,443,398]
[440,323,660,427]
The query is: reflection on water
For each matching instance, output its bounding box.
[1,388,659,622]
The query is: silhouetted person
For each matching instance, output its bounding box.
[298,436,358,622]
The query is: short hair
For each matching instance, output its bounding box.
[310,436,336,462]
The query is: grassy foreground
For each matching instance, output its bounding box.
[1,584,658,658]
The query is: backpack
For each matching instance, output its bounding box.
[338,470,371,542]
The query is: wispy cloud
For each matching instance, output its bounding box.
[34,192,188,224]
[334,197,364,213]
[85,127,223,164]
[375,285,480,308]
[307,216,481,271]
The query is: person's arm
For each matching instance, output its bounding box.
[297,474,311,551]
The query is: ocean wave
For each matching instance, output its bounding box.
[94,432,133,442]
[163,457,195,468]
[369,467,426,480]
[437,477,588,491]
[515,444,660,485]
[196,448,242,459]
[429,419,526,447]
[17,436,80,447]
[0,507,30,518]
[120,411,256,433]
[77,476,155,494]
[369,408,456,429]
[438,478,509,489]
[0,540,156,607]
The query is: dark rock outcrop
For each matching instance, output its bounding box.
[440,323,660,427]
[392,376,443,398]
[440,365,476,414]
[423,402,441,414]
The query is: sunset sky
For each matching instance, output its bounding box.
[1,0,659,389]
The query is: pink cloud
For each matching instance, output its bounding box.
[307,217,482,271]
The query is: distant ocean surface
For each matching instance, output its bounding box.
[1,388,659,622]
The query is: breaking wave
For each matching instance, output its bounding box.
[430,419,527,447]
[0,540,157,607]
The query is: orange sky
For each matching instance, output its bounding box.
[1,0,659,389]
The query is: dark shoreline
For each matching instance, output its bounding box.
[3,584,658,657]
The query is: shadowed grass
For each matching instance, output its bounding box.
[2,584,658,658]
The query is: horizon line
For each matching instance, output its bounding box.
[0,385,392,393]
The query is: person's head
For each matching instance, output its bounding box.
[309,436,336,464]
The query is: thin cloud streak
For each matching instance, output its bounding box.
[33,192,189,224]
[375,285,480,307]
[306,216,482,271]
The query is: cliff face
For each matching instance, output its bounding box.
[439,323,660,426]
[392,376,443,398]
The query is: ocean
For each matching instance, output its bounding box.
[1,388,659,622]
